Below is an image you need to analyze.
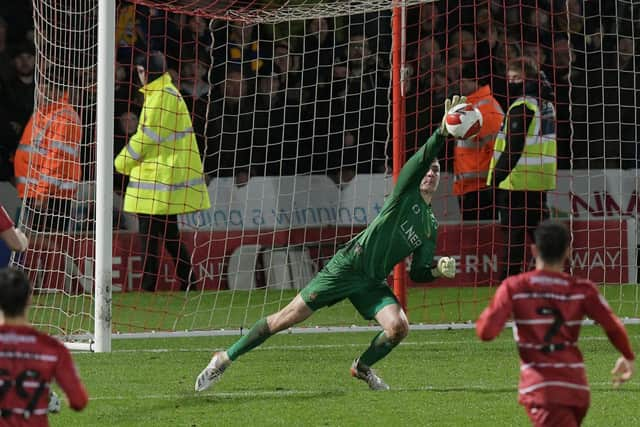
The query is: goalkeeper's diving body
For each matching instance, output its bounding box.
[195,97,466,392]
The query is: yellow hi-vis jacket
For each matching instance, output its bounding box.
[115,73,211,215]
[487,96,557,191]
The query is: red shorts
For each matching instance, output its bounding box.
[525,404,588,427]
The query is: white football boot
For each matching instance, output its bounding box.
[195,352,230,392]
[48,390,61,413]
[350,358,390,391]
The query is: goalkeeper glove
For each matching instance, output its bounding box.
[439,95,468,137]
[432,257,456,279]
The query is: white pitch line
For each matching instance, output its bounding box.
[73,335,639,355]
[87,382,627,401]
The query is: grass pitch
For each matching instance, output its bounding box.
[33,285,640,426]
[32,284,640,335]
[52,326,640,427]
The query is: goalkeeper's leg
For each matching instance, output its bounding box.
[195,295,313,391]
[352,303,409,390]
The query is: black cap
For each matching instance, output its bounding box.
[12,42,35,59]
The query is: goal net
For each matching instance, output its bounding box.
[18,0,639,347]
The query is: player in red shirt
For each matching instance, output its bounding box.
[0,267,88,426]
[476,219,635,427]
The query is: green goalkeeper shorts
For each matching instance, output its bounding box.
[299,249,398,320]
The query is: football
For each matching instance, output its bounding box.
[444,103,483,139]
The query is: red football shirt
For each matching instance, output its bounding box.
[477,270,635,408]
[0,324,88,427]
[0,205,14,233]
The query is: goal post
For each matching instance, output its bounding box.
[19,0,639,350]
[95,0,116,353]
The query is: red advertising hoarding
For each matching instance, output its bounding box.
[22,219,635,292]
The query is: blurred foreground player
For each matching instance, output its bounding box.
[0,267,88,426]
[476,220,635,426]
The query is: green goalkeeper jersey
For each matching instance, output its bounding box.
[347,129,445,283]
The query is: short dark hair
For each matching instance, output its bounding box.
[0,267,31,317]
[534,219,571,264]
[134,51,166,82]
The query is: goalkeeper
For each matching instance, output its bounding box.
[195,96,466,392]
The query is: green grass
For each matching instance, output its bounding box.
[51,326,640,427]
[30,285,640,336]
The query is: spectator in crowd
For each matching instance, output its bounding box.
[179,47,212,102]
[254,70,284,176]
[476,219,635,426]
[546,36,573,170]
[178,15,213,57]
[0,3,34,45]
[256,38,310,175]
[115,4,171,60]
[607,35,637,169]
[302,18,337,96]
[112,103,139,231]
[0,115,17,181]
[448,29,477,63]
[115,2,146,62]
[4,42,36,139]
[327,131,357,188]
[226,22,265,76]
[330,32,388,174]
[203,65,255,178]
[0,267,89,421]
[14,70,82,234]
[270,40,302,105]
[475,22,509,109]
[114,52,210,292]
[487,57,556,280]
[418,2,444,46]
[404,36,446,162]
[0,41,27,182]
[115,61,142,109]
[113,101,139,191]
[452,63,504,221]
[0,204,28,252]
[0,16,12,80]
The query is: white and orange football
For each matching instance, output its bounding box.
[444,103,483,139]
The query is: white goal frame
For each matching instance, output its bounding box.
[86,0,415,352]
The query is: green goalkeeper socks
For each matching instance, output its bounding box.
[359,331,398,367]
[226,318,272,361]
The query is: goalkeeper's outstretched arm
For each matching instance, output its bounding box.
[392,96,466,198]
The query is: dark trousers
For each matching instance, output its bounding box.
[137,214,194,291]
[496,190,549,280]
[24,198,72,233]
[458,188,495,221]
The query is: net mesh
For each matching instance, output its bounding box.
[20,0,639,340]
[110,3,394,333]
[11,1,98,336]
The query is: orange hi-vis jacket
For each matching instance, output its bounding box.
[14,95,82,200]
[453,85,504,195]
